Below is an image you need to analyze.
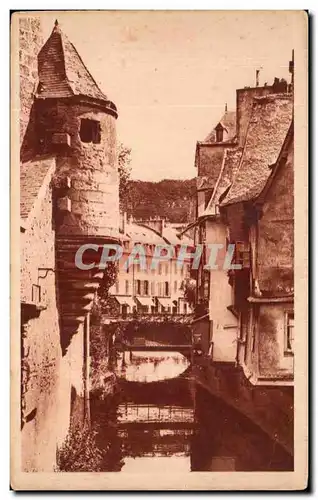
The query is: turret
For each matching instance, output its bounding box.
[35,20,119,238]
[34,21,120,353]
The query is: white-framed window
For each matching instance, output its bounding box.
[285,312,294,354]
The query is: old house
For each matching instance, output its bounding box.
[221,97,293,385]
[19,17,119,471]
[191,74,294,384]
[107,216,193,317]
[185,72,295,456]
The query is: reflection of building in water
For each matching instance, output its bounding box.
[108,363,196,465]
[117,403,194,458]
[118,403,194,424]
[115,351,190,383]
[118,428,193,458]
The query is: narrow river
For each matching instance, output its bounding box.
[90,350,293,472]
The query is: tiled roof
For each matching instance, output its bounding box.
[204,111,236,143]
[36,21,108,102]
[125,223,167,245]
[20,156,56,221]
[221,94,293,206]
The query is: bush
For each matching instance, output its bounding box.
[56,422,104,472]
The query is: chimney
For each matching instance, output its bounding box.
[256,69,260,87]
[272,77,288,93]
[139,217,165,236]
[120,212,127,234]
[236,82,275,147]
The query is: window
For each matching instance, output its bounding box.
[185,263,190,277]
[165,281,169,297]
[216,126,223,143]
[165,263,169,275]
[235,241,250,269]
[144,280,149,296]
[80,119,101,144]
[151,281,155,295]
[285,312,294,353]
[158,263,162,275]
[203,269,210,300]
[174,280,178,293]
[125,280,129,295]
[136,280,141,295]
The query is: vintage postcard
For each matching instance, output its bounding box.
[11,10,308,490]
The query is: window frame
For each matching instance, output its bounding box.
[284,310,294,356]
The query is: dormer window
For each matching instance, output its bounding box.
[80,119,101,144]
[216,126,224,143]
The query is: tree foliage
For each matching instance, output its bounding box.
[117,142,132,212]
[181,277,197,309]
[123,178,196,223]
[56,422,104,472]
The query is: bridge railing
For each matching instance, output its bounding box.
[102,312,193,324]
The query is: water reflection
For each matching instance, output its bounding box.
[91,348,293,472]
[114,351,190,383]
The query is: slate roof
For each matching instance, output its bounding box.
[203,146,243,216]
[203,111,236,143]
[196,145,226,185]
[36,21,108,102]
[20,156,56,221]
[221,94,293,206]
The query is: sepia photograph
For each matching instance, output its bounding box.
[10,10,308,490]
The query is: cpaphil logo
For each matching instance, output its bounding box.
[74,243,242,271]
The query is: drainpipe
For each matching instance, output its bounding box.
[83,312,90,424]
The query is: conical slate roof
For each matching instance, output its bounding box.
[35,20,109,102]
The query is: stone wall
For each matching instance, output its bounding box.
[21,176,62,471]
[19,16,43,149]
[258,303,294,378]
[21,174,86,470]
[236,86,274,146]
[258,141,294,294]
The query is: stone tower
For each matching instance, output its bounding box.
[34,21,120,353]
